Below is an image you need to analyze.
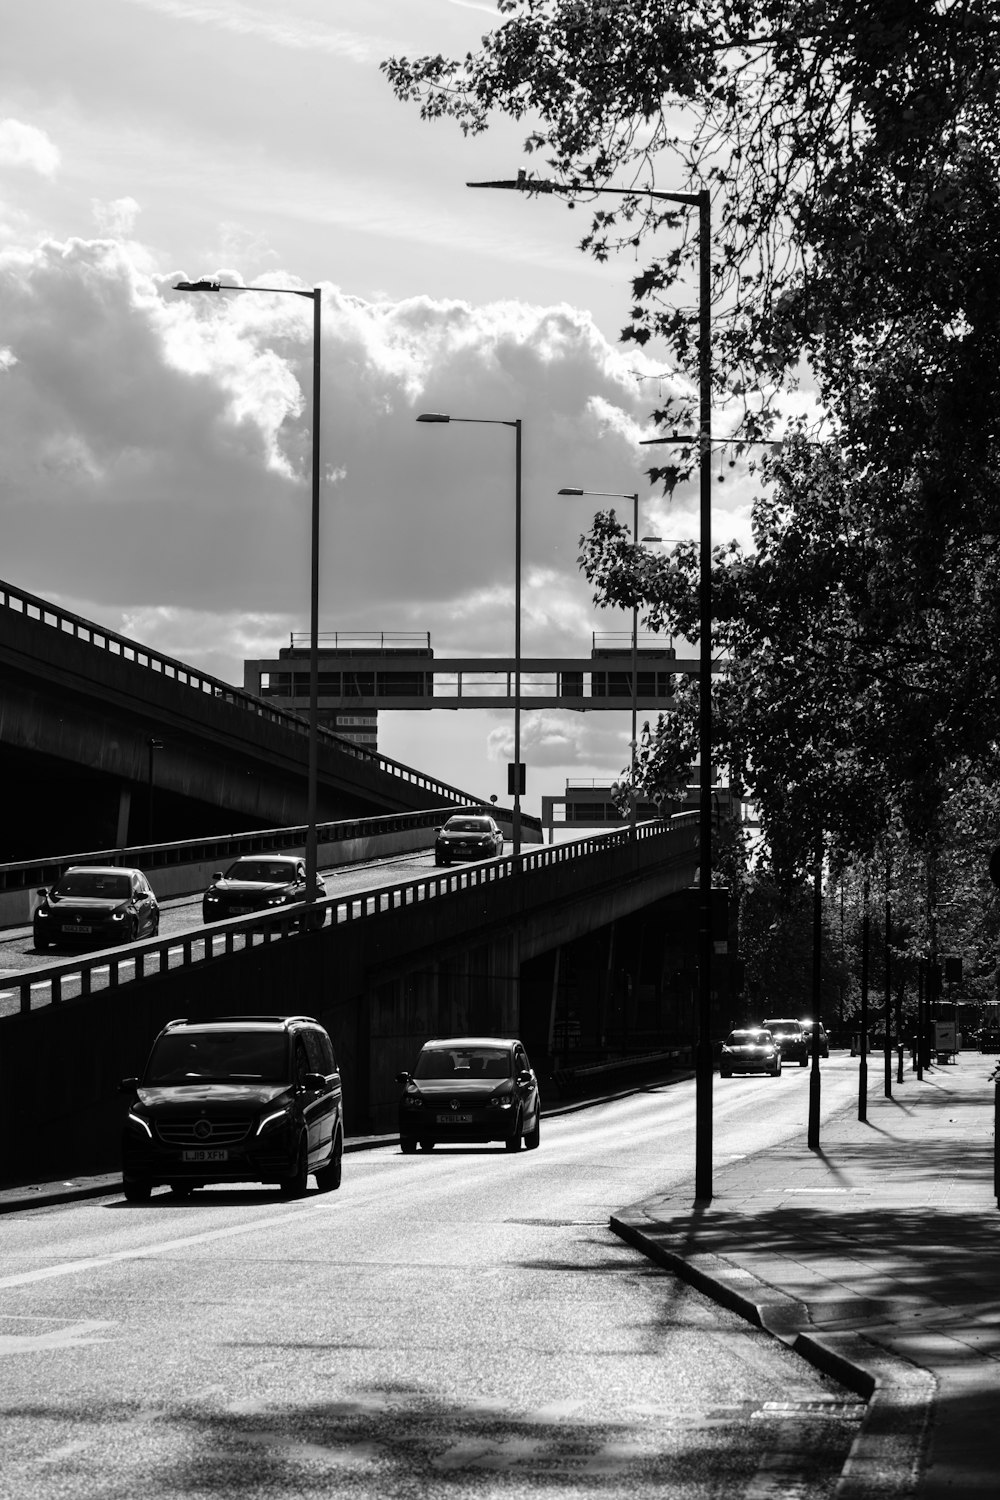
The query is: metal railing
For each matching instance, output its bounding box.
[0,579,481,807]
[1,815,695,1017]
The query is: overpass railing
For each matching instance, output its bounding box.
[2,815,697,1017]
[0,578,482,809]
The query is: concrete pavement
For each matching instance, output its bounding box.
[612,1053,999,1498]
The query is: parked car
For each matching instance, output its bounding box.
[434,814,504,866]
[396,1036,540,1152]
[762,1017,809,1066]
[33,865,159,951]
[719,1028,782,1078]
[202,855,326,929]
[799,1019,830,1058]
[120,1014,343,1202]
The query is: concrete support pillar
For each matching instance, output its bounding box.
[115,786,132,848]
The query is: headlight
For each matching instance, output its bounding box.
[110,907,128,922]
[35,906,49,919]
[256,1107,291,1136]
[267,893,290,906]
[401,1095,423,1109]
[126,1110,152,1139]
[205,892,219,904]
[487,1089,514,1109]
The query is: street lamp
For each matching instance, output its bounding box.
[558,487,640,833]
[174,278,323,911]
[470,174,715,1200]
[416,412,524,857]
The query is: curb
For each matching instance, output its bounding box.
[609,1209,935,1499]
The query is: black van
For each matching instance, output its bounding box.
[120,1015,343,1202]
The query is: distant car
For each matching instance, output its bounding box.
[120,1014,343,1202]
[33,865,159,951]
[799,1019,830,1058]
[202,855,326,929]
[396,1036,540,1152]
[434,814,504,866]
[762,1017,809,1065]
[719,1028,782,1078]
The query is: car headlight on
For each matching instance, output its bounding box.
[110,905,129,922]
[204,892,220,904]
[256,1107,291,1136]
[126,1110,152,1139]
[267,892,291,906]
[487,1088,514,1109]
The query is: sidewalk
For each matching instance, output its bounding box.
[612,1054,1000,1499]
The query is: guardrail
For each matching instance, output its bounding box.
[0,578,489,809]
[2,815,695,1017]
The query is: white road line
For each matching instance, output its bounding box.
[0,1201,331,1290]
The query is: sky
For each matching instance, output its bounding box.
[0,0,762,820]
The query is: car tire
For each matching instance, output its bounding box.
[523,1111,540,1151]
[505,1110,524,1152]
[169,1182,196,1198]
[771,1061,781,1076]
[435,856,447,867]
[279,1137,310,1198]
[150,912,160,938]
[719,1068,731,1079]
[399,1135,418,1155]
[314,1131,343,1191]
[799,1057,808,1067]
[122,1176,152,1203]
[419,1138,436,1152]
[301,906,326,933]
[33,935,51,952]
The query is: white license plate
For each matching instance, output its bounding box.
[66,924,93,934]
[436,1113,473,1124]
[230,906,252,915]
[181,1149,229,1162]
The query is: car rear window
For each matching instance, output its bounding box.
[414,1047,511,1079]
[145,1031,289,1084]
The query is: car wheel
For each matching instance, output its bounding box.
[419,1138,436,1152]
[33,935,51,952]
[523,1110,540,1151]
[505,1110,524,1152]
[301,906,326,933]
[799,1057,808,1067]
[315,1130,343,1191]
[771,1060,781,1076]
[435,856,447,867]
[399,1135,418,1155]
[279,1137,309,1198]
[150,912,160,938]
[719,1068,731,1079]
[169,1182,196,1199]
[122,1176,152,1203]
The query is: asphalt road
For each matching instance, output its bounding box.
[1,1062,865,1498]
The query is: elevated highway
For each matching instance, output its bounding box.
[0,579,503,862]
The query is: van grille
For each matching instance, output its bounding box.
[155,1116,253,1147]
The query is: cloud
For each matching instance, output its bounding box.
[91,197,141,238]
[118,0,386,62]
[0,119,59,177]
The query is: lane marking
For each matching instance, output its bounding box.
[0,1201,331,1290]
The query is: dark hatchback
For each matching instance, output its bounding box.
[33,865,159,951]
[202,855,326,929]
[120,1015,344,1202]
[434,815,504,866]
[397,1036,541,1153]
[762,1017,810,1065]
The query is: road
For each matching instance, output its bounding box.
[1,1061,865,1498]
[0,850,442,1017]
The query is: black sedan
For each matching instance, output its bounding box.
[33,865,160,951]
[397,1036,541,1152]
[201,855,326,929]
[434,814,504,866]
[719,1028,782,1078]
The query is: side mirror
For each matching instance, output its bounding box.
[301,1072,327,1091]
[119,1077,139,1094]
[212,871,223,881]
[516,1070,533,1085]
[36,887,48,898]
[395,1070,412,1084]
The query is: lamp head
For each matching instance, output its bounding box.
[416,413,451,423]
[174,279,221,292]
[557,487,585,496]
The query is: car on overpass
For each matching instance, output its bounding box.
[201,855,326,929]
[33,865,160,951]
[396,1036,541,1153]
[434,813,504,866]
[120,1014,343,1202]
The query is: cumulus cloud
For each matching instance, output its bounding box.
[0,119,59,177]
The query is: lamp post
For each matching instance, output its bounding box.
[470,174,715,1199]
[416,412,523,857]
[175,278,323,911]
[558,487,640,832]
[146,737,163,844]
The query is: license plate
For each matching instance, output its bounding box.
[230,906,252,915]
[181,1149,229,1162]
[67,924,93,934]
[436,1113,473,1124]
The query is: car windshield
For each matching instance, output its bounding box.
[145,1031,289,1084]
[414,1047,512,1080]
[444,819,491,833]
[54,872,131,899]
[726,1031,769,1046]
[225,860,297,883]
